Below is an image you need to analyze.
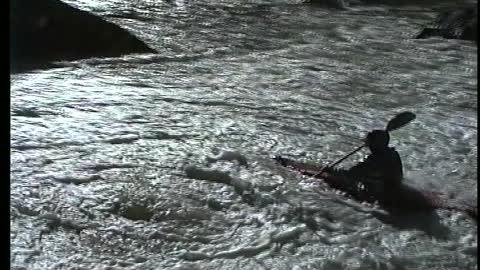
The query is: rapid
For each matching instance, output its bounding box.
[11,1,477,269]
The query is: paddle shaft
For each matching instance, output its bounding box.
[313,144,365,177]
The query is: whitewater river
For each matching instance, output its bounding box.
[11,0,477,269]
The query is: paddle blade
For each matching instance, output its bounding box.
[386,112,416,132]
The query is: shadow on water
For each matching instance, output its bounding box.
[371,208,451,239]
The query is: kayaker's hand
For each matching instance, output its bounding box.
[321,166,335,174]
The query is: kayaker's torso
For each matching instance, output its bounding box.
[346,147,403,187]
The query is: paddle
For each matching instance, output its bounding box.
[313,111,416,178]
[385,111,416,133]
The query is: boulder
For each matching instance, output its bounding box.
[307,0,349,10]
[416,7,477,42]
[10,0,156,72]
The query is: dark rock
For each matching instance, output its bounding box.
[10,0,156,73]
[307,0,349,10]
[350,0,475,7]
[416,7,477,42]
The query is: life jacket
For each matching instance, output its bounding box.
[346,147,403,188]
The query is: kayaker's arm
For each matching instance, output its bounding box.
[347,155,376,176]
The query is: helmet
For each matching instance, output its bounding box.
[366,130,390,152]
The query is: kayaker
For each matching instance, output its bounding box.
[349,130,403,183]
[323,129,404,191]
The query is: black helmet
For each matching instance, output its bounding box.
[366,130,390,152]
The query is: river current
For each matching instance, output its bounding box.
[11,1,477,269]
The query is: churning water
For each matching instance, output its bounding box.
[11,1,477,269]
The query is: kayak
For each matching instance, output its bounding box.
[274,156,477,219]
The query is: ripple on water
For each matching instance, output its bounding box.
[10,1,477,269]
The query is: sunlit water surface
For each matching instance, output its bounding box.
[11,1,477,269]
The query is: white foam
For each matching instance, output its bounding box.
[206,150,249,167]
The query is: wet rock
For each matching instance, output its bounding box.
[349,0,474,7]
[10,0,156,73]
[306,0,349,10]
[416,7,477,42]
